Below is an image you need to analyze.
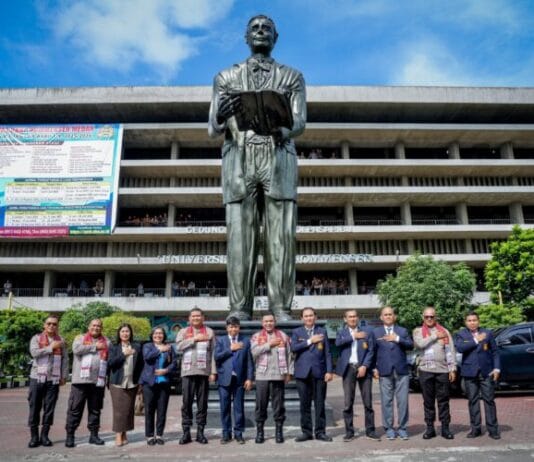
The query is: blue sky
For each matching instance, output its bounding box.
[1,0,534,88]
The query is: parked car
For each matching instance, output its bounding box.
[409,322,534,393]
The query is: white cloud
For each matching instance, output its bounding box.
[46,0,233,79]
[393,41,474,86]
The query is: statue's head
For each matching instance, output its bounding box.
[245,14,278,54]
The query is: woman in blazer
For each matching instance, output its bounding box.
[108,323,144,447]
[139,327,176,446]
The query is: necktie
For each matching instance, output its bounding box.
[307,328,313,338]
[232,337,238,372]
[387,327,392,335]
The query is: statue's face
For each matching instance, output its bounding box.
[246,17,276,53]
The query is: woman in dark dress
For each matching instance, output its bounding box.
[108,323,143,447]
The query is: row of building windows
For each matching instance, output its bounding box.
[119,176,534,188]
[122,146,534,160]
[0,238,505,258]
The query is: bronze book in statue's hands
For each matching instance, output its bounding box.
[232,90,293,136]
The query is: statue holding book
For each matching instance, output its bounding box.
[208,15,306,321]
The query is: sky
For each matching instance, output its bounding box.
[1,0,534,88]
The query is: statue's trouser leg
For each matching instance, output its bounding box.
[264,197,296,315]
[226,194,260,318]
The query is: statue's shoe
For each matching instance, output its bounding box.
[227,311,252,321]
[274,312,293,322]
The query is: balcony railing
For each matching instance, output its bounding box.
[353,219,402,226]
[468,218,511,224]
[175,220,226,227]
[411,218,459,225]
[2,288,43,297]
[19,287,355,298]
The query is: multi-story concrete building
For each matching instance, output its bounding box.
[1,86,533,322]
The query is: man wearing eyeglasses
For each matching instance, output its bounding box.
[28,315,68,448]
[413,306,457,440]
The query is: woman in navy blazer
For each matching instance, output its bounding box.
[139,327,176,446]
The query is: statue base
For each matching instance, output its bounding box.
[203,320,334,430]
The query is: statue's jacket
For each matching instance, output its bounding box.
[208,60,307,205]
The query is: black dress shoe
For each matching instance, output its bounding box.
[423,427,437,439]
[488,433,501,440]
[235,435,245,444]
[466,430,482,438]
[147,438,156,446]
[343,432,355,442]
[315,433,333,442]
[156,437,165,445]
[441,428,454,440]
[65,433,75,448]
[220,434,232,444]
[365,432,380,441]
[295,433,313,442]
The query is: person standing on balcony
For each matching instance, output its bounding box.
[454,311,501,440]
[175,308,217,444]
[27,315,68,448]
[373,306,413,440]
[65,318,111,448]
[413,306,456,440]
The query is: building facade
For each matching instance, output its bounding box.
[1,85,533,321]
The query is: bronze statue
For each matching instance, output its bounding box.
[208,15,306,321]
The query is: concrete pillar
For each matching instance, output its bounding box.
[165,270,173,298]
[448,142,460,159]
[43,271,55,297]
[167,204,176,227]
[170,142,179,188]
[394,142,410,186]
[455,203,473,252]
[104,270,114,297]
[344,203,354,226]
[349,269,358,295]
[400,202,412,225]
[500,142,514,159]
[394,142,405,159]
[171,141,179,159]
[448,142,464,186]
[455,203,469,225]
[510,203,524,224]
[341,141,350,159]
[106,242,113,257]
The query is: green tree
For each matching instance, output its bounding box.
[485,226,534,318]
[377,254,476,332]
[102,312,151,342]
[0,309,48,376]
[59,301,119,352]
[475,303,525,329]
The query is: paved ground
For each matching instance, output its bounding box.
[1,378,534,461]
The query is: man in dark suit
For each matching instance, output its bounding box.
[373,306,414,440]
[454,311,501,440]
[336,309,378,441]
[215,317,254,444]
[291,307,334,442]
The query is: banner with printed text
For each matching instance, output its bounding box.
[0,124,123,237]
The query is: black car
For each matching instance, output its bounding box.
[409,322,534,393]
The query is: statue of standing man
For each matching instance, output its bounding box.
[209,15,306,321]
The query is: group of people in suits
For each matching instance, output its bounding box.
[26,305,501,449]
